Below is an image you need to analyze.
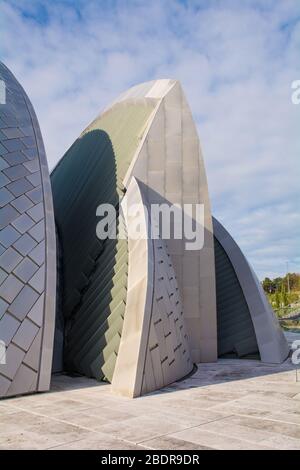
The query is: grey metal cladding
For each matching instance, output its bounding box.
[8,285,40,321]
[0,298,9,319]
[29,219,45,242]
[27,294,44,327]
[0,267,8,286]
[13,257,39,283]
[28,265,45,294]
[28,240,45,266]
[214,236,259,359]
[0,204,20,229]
[0,143,8,155]
[12,318,40,351]
[2,138,25,153]
[10,194,34,213]
[27,202,44,222]
[213,217,289,364]
[23,159,39,173]
[0,187,14,207]
[11,212,35,233]
[13,233,37,256]
[0,313,20,344]
[1,128,24,139]
[3,163,30,181]
[26,186,43,204]
[21,136,36,149]
[0,157,9,171]
[6,177,34,197]
[22,148,38,160]
[26,171,42,187]
[2,151,27,166]
[0,61,56,398]
[0,172,10,188]
[0,344,25,380]
[0,274,23,303]
[0,247,23,273]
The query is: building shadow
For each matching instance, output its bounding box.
[51,129,125,383]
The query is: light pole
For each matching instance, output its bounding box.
[286,261,290,294]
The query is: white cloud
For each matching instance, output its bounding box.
[1,0,299,279]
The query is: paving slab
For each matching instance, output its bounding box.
[0,359,299,449]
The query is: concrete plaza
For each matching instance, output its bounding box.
[0,358,300,450]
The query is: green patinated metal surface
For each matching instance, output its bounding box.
[51,100,155,381]
[214,237,260,359]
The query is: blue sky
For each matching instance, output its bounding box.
[1,0,299,279]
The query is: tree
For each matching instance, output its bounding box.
[281,284,289,307]
[287,273,300,291]
[262,277,276,293]
[275,290,281,309]
[273,277,283,292]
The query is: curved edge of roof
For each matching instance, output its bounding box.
[213,216,289,364]
[105,78,178,111]
[50,79,179,176]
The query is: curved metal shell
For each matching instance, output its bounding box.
[0,63,56,397]
[213,217,289,363]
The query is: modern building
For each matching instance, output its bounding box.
[0,63,289,399]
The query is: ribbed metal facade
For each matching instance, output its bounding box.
[51,100,155,381]
[214,237,259,358]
